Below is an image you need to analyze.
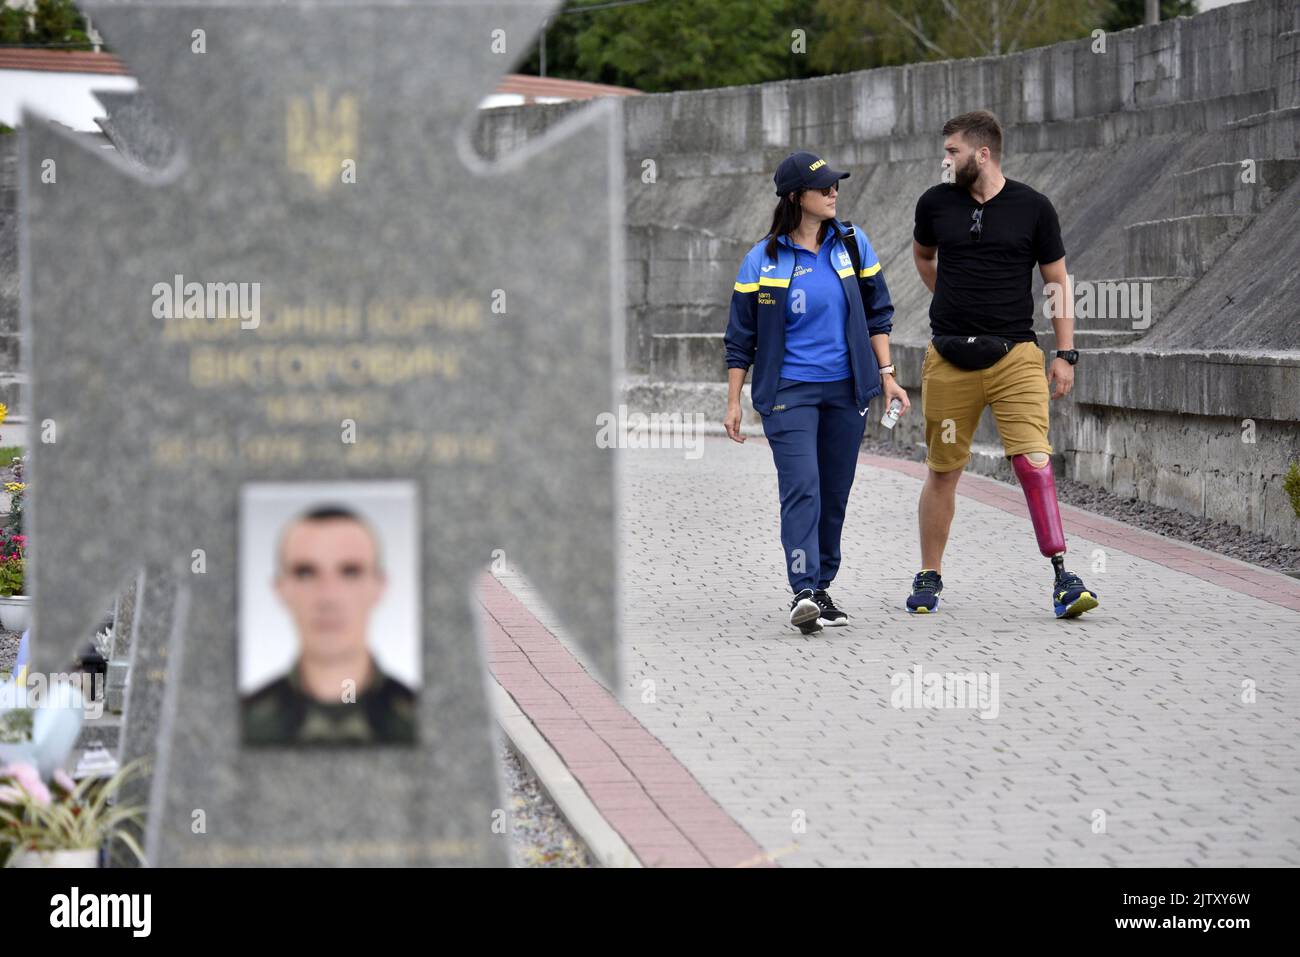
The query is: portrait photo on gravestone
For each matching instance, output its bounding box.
[238,482,420,747]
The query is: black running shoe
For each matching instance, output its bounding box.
[789,588,823,634]
[906,569,943,614]
[813,589,848,626]
[1053,570,1099,619]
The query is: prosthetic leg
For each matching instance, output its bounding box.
[1012,453,1065,560]
[1012,454,1099,617]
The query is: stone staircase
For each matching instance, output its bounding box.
[957,101,1299,483]
[1045,105,1300,356]
[626,88,1300,475]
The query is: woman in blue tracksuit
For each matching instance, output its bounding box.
[723,150,909,634]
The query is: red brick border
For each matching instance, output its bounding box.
[477,574,773,868]
[859,451,1300,613]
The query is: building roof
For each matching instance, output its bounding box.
[495,73,641,103]
[0,48,130,75]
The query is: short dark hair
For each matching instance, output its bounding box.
[942,110,1003,162]
[302,504,363,524]
[276,503,385,574]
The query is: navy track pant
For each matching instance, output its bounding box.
[760,377,866,594]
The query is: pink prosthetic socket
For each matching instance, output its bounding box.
[1012,454,1066,557]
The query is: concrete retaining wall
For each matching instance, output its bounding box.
[474,0,1300,545]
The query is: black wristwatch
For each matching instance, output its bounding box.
[1055,349,1079,365]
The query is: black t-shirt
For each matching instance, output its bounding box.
[913,179,1065,341]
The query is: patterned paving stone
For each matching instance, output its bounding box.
[497,437,1300,867]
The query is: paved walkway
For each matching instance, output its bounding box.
[486,435,1300,867]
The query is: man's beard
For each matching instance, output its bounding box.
[954,155,980,189]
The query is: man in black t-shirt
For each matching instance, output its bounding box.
[906,109,1099,620]
[914,176,1065,341]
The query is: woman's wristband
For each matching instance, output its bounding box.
[879,364,895,377]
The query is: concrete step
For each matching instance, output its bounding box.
[916,439,1015,481]
[649,332,727,383]
[616,375,916,453]
[627,302,721,374]
[1007,91,1275,155]
[968,442,1016,481]
[1173,158,1300,215]
[1213,106,1300,163]
[0,372,25,415]
[631,224,748,306]
[1043,329,1146,349]
[0,332,20,370]
[620,375,761,429]
[1278,30,1300,109]
[1124,214,1253,278]
[649,329,1059,386]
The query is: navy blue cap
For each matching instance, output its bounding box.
[774,150,850,196]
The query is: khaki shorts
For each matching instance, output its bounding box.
[921,340,1052,473]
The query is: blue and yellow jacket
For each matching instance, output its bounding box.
[724,218,894,416]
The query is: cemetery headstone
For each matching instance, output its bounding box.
[24,0,623,866]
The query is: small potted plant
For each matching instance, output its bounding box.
[0,759,147,868]
[0,525,27,633]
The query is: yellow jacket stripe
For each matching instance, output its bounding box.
[734,276,792,292]
[859,263,881,278]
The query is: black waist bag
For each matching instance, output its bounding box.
[932,335,1016,371]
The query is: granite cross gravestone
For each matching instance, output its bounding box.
[23,0,623,866]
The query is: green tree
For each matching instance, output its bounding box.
[1103,0,1197,33]
[517,7,587,80]
[534,0,804,93]
[0,0,94,49]
[808,0,1117,73]
[515,0,1198,91]
[0,5,30,44]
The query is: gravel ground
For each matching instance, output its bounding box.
[0,628,17,677]
[502,743,591,868]
[860,436,1300,575]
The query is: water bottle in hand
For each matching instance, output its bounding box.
[880,397,903,429]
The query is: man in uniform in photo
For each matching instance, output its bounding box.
[242,505,417,746]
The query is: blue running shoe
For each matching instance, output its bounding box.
[907,569,943,614]
[1053,570,1099,618]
